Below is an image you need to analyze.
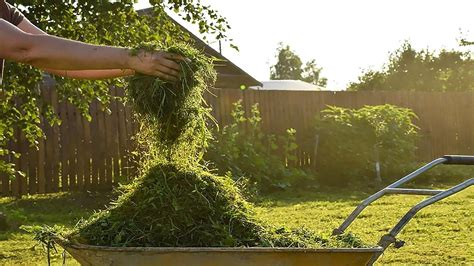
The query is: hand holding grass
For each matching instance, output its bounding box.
[129,50,186,82]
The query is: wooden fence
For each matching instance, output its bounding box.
[2,87,474,197]
[1,84,138,197]
[206,89,474,169]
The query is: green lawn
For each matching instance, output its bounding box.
[0,187,472,265]
[256,188,474,265]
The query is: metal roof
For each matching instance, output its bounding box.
[250,80,325,91]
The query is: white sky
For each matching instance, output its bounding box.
[136,0,473,90]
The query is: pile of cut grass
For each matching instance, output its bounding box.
[64,42,366,249]
[69,164,364,248]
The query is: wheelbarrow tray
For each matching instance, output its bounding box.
[61,242,383,266]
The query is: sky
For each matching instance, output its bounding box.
[136,0,473,90]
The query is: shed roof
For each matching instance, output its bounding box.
[138,8,262,89]
[250,80,325,91]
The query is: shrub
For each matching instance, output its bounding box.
[205,100,313,195]
[315,104,419,185]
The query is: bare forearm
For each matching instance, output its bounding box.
[1,19,183,81]
[15,19,136,80]
[21,34,134,71]
[45,69,135,80]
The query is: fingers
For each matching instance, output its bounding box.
[150,52,182,72]
[156,71,178,82]
[162,52,186,62]
[133,50,188,81]
[156,65,180,81]
[159,58,181,71]
[152,52,187,82]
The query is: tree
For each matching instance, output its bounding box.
[348,41,474,91]
[0,0,232,176]
[270,43,303,81]
[270,43,327,87]
[303,59,328,87]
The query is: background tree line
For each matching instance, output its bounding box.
[349,41,474,91]
[269,40,473,91]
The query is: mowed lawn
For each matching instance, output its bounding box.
[0,187,472,265]
[256,187,474,265]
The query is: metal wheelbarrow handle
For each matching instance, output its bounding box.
[443,155,474,165]
[332,155,474,265]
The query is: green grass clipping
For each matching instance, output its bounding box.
[61,43,365,249]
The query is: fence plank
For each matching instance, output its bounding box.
[49,88,60,193]
[0,172,8,196]
[59,101,69,191]
[90,100,100,188]
[124,101,135,179]
[82,111,92,190]
[66,103,78,190]
[11,139,20,197]
[110,88,120,185]
[40,87,52,193]
[465,93,474,155]
[37,123,46,194]
[97,105,107,188]
[104,99,114,188]
[1,141,12,196]
[27,132,38,195]
[18,133,28,196]
[75,110,85,191]
[116,89,128,181]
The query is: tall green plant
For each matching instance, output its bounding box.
[1,0,232,177]
[205,100,312,195]
[315,104,419,185]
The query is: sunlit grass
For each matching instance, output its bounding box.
[0,187,472,265]
[256,188,474,265]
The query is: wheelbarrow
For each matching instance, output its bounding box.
[58,155,473,266]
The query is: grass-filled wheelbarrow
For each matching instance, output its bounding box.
[58,155,473,266]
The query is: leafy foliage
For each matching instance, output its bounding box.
[348,41,474,91]
[20,224,67,265]
[205,100,313,195]
[315,104,419,185]
[303,59,328,87]
[270,43,327,87]
[1,0,232,176]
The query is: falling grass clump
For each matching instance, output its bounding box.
[62,42,367,249]
[126,42,215,147]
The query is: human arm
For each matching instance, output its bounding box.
[16,18,135,80]
[0,18,182,81]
